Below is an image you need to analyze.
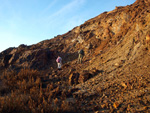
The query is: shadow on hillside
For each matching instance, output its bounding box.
[55,51,79,64]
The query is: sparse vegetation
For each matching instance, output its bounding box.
[0,69,80,113]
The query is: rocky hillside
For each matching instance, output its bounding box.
[0,0,150,112]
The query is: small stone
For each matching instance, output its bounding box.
[114,63,120,67]
[101,104,106,108]
[113,102,120,109]
[121,82,127,89]
[143,106,148,110]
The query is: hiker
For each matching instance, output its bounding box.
[78,49,84,64]
[56,56,62,70]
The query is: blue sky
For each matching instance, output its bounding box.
[0,0,136,52]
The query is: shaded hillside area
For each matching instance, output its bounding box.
[0,0,150,112]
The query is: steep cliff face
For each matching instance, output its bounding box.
[1,0,150,74]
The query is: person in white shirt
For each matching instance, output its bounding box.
[56,56,62,70]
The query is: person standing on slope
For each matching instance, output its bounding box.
[78,49,84,64]
[56,56,62,70]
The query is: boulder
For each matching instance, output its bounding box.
[8,53,19,64]
[69,72,79,85]
[2,54,12,67]
[78,71,92,83]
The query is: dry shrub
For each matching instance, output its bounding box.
[0,83,10,96]
[0,92,30,113]
[0,68,81,113]
[60,100,78,113]
[1,69,41,93]
[1,70,17,90]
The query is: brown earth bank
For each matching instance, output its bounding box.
[0,0,150,112]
